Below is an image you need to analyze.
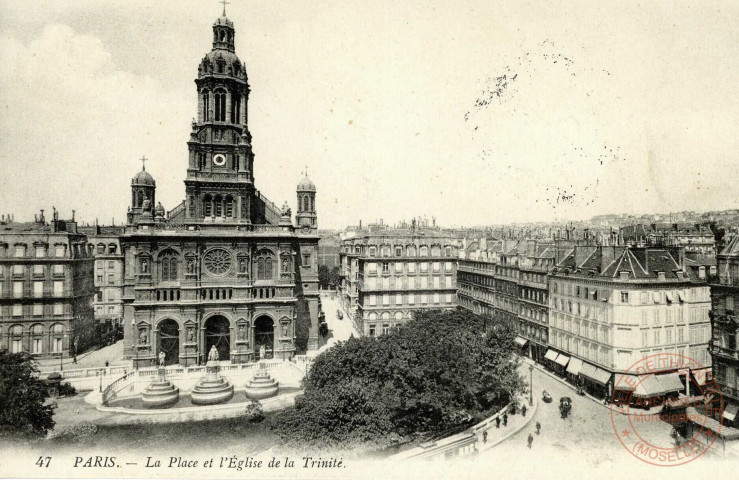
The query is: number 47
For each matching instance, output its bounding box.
[36,457,51,468]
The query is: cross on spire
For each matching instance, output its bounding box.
[219,0,230,16]
[140,156,148,171]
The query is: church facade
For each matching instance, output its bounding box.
[120,12,322,367]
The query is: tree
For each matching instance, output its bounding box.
[270,308,523,451]
[0,350,56,439]
[318,265,340,289]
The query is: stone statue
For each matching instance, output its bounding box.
[259,345,266,360]
[158,351,166,367]
[238,324,246,340]
[239,258,247,273]
[187,258,195,274]
[281,201,291,218]
[139,330,147,345]
[142,198,152,212]
[208,345,219,362]
[187,328,194,343]
[141,258,149,273]
[282,323,289,337]
[282,257,289,272]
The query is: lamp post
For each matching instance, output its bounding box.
[529,364,534,406]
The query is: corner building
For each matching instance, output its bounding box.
[121,12,322,367]
[0,214,96,358]
[339,229,461,336]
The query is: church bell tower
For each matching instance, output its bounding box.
[184,10,255,226]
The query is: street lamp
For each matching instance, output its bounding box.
[529,364,534,406]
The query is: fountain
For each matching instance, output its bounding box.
[245,362,279,400]
[190,346,234,405]
[142,368,180,408]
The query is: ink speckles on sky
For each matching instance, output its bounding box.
[464,39,626,215]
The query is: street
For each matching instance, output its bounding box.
[316,291,360,354]
[480,360,729,467]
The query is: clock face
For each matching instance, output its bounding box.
[213,154,226,167]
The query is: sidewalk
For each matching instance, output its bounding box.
[520,357,668,417]
[477,395,538,453]
[36,341,130,372]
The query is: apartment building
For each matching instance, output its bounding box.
[708,236,739,427]
[339,229,461,336]
[0,212,96,358]
[548,246,711,401]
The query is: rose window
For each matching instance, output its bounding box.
[203,248,232,276]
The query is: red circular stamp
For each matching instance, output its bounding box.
[609,352,724,467]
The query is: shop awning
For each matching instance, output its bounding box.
[554,353,570,367]
[544,349,558,361]
[514,336,528,347]
[566,357,583,376]
[691,368,711,386]
[656,373,684,393]
[633,375,664,398]
[579,362,596,379]
[723,403,739,422]
[613,374,638,391]
[580,362,611,386]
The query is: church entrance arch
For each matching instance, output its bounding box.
[254,316,274,360]
[204,315,231,362]
[157,319,179,366]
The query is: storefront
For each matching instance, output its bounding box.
[514,336,529,358]
[566,357,583,386]
[579,361,611,399]
[722,402,739,428]
[553,353,570,376]
[544,349,558,371]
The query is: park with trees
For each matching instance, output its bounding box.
[270,309,524,453]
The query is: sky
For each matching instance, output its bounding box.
[0,0,737,229]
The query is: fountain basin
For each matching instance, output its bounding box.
[142,369,180,408]
[191,362,234,405]
[245,369,279,400]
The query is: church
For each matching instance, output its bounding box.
[120,10,322,367]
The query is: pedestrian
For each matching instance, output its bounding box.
[536,421,541,435]
[522,404,527,417]
[527,433,534,449]
[503,413,508,427]
[495,417,501,429]
[483,430,488,444]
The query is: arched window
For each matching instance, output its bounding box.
[137,190,144,207]
[202,91,210,121]
[225,196,234,217]
[203,194,212,217]
[108,244,117,254]
[10,324,23,353]
[214,195,223,217]
[214,90,226,121]
[231,93,241,124]
[407,245,416,257]
[51,323,64,353]
[97,243,105,254]
[310,196,314,212]
[257,257,265,279]
[159,250,180,282]
[255,251,274,280]
[31,324,44,354]
[420,246,429,257]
